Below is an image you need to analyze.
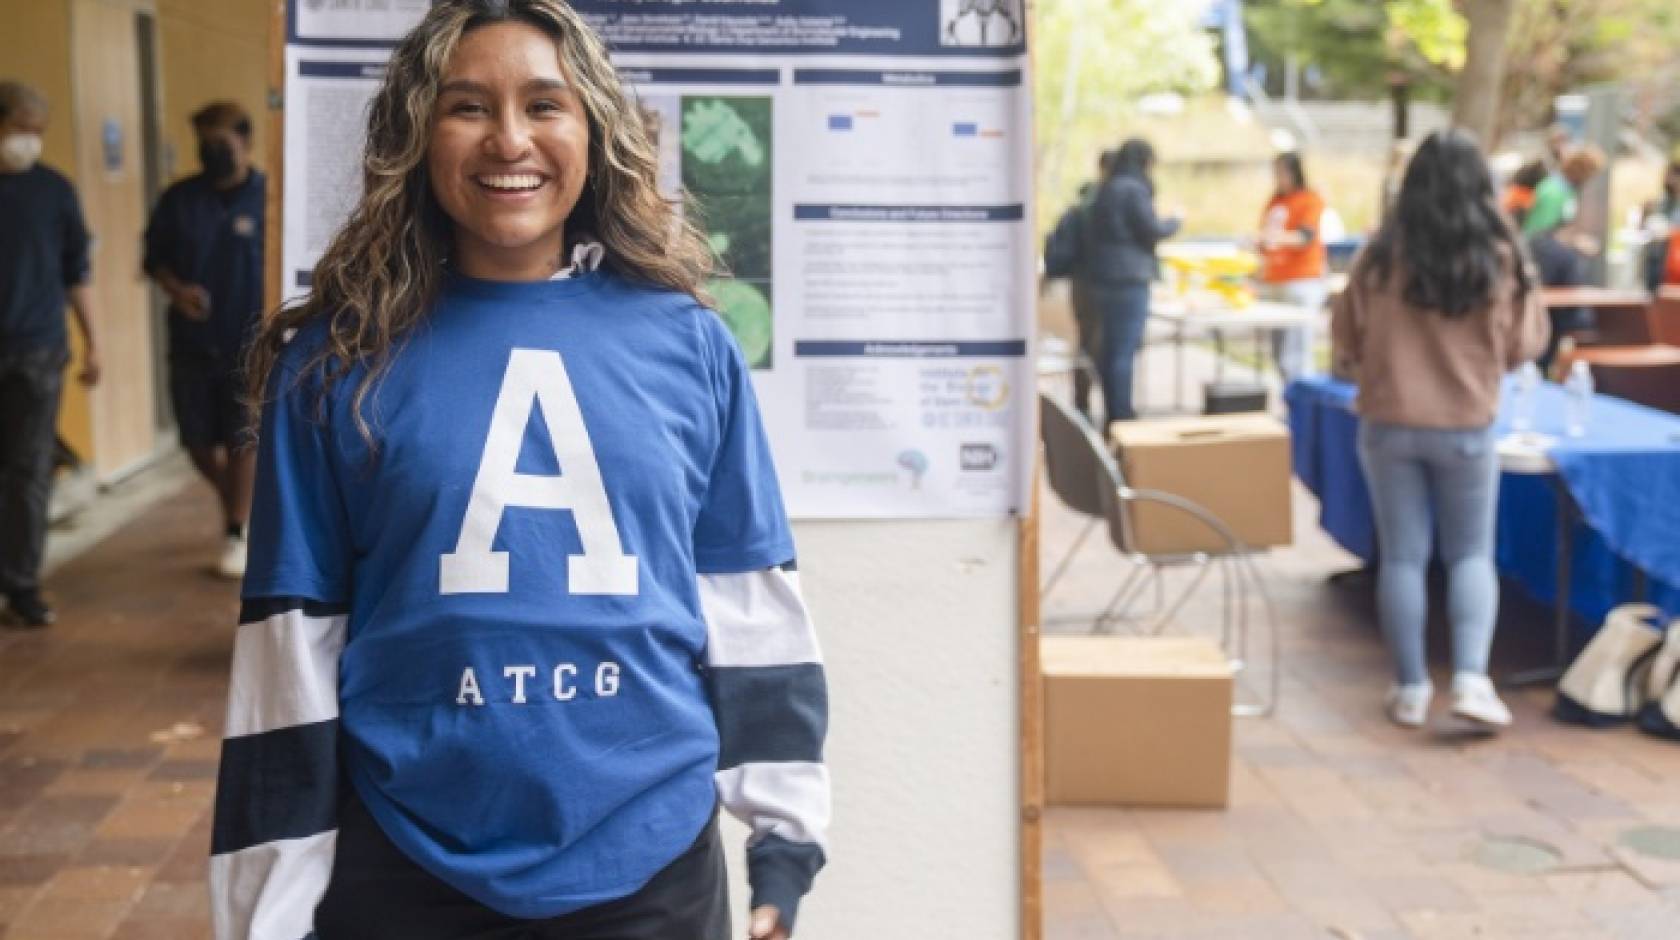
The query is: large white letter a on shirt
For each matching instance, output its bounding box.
[440,349,638,595]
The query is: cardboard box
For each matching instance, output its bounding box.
[1108,413,1293,555]
[1043,636,1232,808]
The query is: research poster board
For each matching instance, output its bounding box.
[279,5,1037,938]
[281,0,1035,521]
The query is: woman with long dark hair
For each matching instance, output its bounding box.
[1075,136,1180,422]
[212,3,828,938]
[1331,130,1548,731]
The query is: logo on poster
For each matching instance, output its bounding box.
[941,0,1024,47]
[966,364,1009,410]
[960,443,999,472]
[897,450,930,489]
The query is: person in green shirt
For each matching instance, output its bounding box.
[1522,143,1604,239]
[1523,143,1605,370]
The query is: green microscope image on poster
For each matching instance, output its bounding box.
[682,96,774,369]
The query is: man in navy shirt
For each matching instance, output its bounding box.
[0,80,102,629]
[144,101,266,579]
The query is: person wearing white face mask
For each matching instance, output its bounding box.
[0,80,102,630]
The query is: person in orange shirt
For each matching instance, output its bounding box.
[1643,158,1680,291]
[1501,159,1548,229]
[1646,232,1680,291]
[1258,152,1327,379]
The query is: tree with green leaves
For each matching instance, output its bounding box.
[1033,0,1218,228]
[1496,0,1680,141]
[1454,0,1517,144]
[1245,0,1680,146]
[1243,0,1466,102]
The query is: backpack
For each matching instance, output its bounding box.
[1043,200,1088,279]
[1637,614,1680,740]
[1554,603,1665,726]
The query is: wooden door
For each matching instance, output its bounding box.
[70,0,158,479]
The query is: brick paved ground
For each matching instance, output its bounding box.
[1,484,229,940]
[4,359,1680,937]
[1040,446,1680,940]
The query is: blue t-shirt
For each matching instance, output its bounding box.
[0,164,90,355]
[143,170,266,362]
[244,269,794,918]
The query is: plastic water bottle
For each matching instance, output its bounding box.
[1511,361,1540,433]
[1565,360,1594,438]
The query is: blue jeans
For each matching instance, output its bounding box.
[1259,278,1327,381]
[1087,283,1151,422]
[1356,421,1501,686]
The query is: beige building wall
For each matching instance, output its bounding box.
[70,0,159,477]
[0,1,76,170]
[155,0,272,186]
[0,0,272,477]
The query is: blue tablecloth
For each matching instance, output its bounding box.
[1286,376,1680,630]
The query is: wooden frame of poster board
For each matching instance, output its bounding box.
[263,0,284,317]
[1019,4,1045,937]
[260,3,1046,936]
[1020,484,1044,940]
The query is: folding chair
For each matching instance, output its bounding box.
[1039,393,1282,716]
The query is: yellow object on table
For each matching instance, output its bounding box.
[1161,249,1260,309]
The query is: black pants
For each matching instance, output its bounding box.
[1087,282,1151,423]
[169,349,250,449]
[1069,280,1101,421]
[315,791,731,940]
[1528,233,1593,372]
[0,347,65,595]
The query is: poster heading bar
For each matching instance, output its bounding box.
[794,205,1024,223]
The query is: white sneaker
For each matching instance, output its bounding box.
[1385,682,1433,728]
[1451,673,1513,728]
[216,534,248,581]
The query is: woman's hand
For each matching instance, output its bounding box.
[748,905,790,940]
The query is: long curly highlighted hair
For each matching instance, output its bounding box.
[246,0,713,440]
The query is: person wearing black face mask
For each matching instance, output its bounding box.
[199,138,239,181]
[143,101,266,580]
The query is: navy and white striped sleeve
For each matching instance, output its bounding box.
[211,598,345,940]
[693,312,829,931]
[211,356,352,940]
[702,564,829,931]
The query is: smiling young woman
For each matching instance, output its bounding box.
[426,22,593,280]
[213,4,830,940]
